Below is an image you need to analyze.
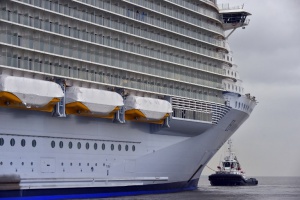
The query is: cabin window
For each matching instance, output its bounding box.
[111,144,114,151]
[86,142,90,150]
[59,141,63,148]
[132,145,136,152]
[125,144,129,151]
[77,142,81,149]
[118,144,121,151]
[102,143,105,150]
[94,143,98,150]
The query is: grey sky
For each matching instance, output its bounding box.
[202,0,300,177]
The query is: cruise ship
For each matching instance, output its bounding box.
[0,0,256,199]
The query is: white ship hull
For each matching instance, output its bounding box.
[0,0,256,198]
[0,94,252,198]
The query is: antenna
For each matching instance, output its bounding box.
[228,138,232,153]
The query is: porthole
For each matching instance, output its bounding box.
[21,139,26,147]
[59,141,63,148]
[0,138,4,146]
[77,142,81,149]
[132,145,136,152]
[68,141,73,149]
[94,143,97,150]
[86,142,89,150]
[111,144,114,151]
[102,143,105,150]
[32,140,36,147]
[125,145,129,151]
[10,138,15,146]
[118,144,121,151]
[51,141,55,148]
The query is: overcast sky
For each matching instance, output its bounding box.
[202,0,300,177]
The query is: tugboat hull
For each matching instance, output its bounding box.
[209,174,258,186]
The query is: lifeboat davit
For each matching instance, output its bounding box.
[0,75,64,112]
[65,87,124,119]
[124,95,172,124]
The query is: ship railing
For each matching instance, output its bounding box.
[0,8,227,73]
[243,19,250,26]
[78,0,224,35]
[0,53,226,105]
[172,108,212,122]
[0,33,224,91]
[218,4,244,11]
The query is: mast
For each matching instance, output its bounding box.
[227,138,234,158]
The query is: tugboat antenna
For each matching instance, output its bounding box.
[228,138,233,154]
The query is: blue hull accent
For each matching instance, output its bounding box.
[0,179,199,199]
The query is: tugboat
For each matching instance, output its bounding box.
[209,139,258,186]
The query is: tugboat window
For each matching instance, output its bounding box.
[224,162,231,167]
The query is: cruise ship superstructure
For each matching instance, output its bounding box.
[0,0,256,198]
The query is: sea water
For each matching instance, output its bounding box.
[86,177,300,200]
